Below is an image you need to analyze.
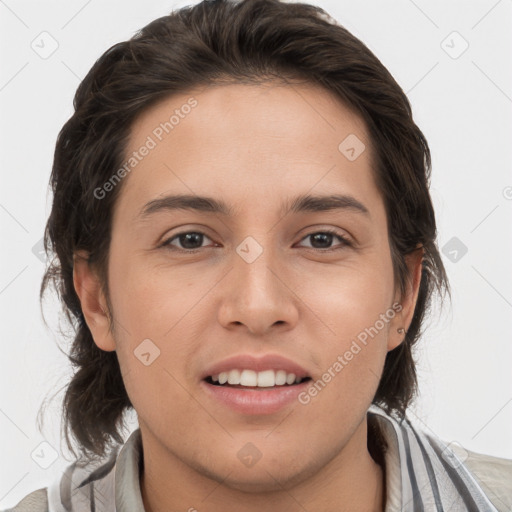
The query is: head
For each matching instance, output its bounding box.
[40,0,448,481]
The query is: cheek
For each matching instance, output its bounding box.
[295,256,395,398]
[105,249,207,393]
[107,247,204,338]
[106,255,212,432]
[297,255,395,338]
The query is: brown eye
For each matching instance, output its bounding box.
[297,230,351,250]
[163,231,213,251]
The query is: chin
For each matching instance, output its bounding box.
[216,471,298,494]
[196,457,315,494]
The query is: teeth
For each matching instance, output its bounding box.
[286,373,296,385]
[210,369,306,387]
[257,369,275,387]
[227,369,241,385]
[275,370,287,385]
[240,369,258,386]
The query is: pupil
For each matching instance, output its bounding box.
[180,232,203,249]
[311,233,333,248]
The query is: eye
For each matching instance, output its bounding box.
[160,229,351,253]
[161,231,215,251]
[297,230,352,251]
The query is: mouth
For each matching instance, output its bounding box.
[200,354,313,414]
[201,374,312,415]
[204,369,312,390]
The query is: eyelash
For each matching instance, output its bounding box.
[160,229,352,253]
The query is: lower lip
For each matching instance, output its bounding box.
[201,379,311,415]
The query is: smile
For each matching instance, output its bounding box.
[206,368,310,388]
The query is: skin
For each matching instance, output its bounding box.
[74,81,423,512]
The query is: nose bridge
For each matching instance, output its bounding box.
[218,235,298,334]
[234,236,282,305]
[237,244,278,299]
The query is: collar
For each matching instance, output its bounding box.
[47,404,498,511]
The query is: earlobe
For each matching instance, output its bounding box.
[387,246,424,351]
[73,251,116,352]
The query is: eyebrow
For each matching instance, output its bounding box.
[138,193,370,219]
[285,193,369,216]
[139,195,235,218]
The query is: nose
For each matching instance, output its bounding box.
[217,243,299,336]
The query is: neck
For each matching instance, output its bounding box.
[140,417,385,512]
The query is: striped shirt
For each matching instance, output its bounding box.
[5,404,512,511]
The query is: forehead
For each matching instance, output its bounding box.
[115,81,381,221]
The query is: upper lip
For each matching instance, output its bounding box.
[201,353,310,380]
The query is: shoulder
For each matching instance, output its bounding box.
[367,405,512,511]
[1,487,48,512]
[451,444,512,512]
[2,430,139,512]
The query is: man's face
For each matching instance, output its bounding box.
[88,82,409,491]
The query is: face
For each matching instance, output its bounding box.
[75,81,420,493]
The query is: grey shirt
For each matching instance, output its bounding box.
[4,404,512,511]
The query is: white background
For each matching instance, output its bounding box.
[1,0,511,508]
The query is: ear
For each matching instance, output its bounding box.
[387,246,424,351]
[73,250,116,352]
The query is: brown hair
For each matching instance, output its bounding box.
[39,0,449,461]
